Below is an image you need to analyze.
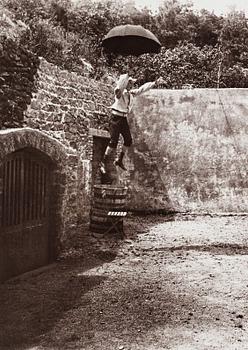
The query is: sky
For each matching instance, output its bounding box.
[133,0,248,15]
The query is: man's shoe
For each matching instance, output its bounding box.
[114,159,127,171]
[100,161,107,174]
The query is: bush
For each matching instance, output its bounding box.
[2,0,248,87]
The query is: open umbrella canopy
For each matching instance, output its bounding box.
[102,24,161,56]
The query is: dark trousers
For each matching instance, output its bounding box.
[108,114,132,148]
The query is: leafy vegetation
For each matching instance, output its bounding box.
[1,0,248,87]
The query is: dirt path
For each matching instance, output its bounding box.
[1,215,248,350]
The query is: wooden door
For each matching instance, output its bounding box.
[0,149,52,282]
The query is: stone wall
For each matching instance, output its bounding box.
[24,58,113,223]
[128,88,248,213]
[0,37,114,236]
[3,28,248,223]
[0,38,39,129]
[24,58,112,153]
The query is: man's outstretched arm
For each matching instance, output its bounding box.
[130,76,165,96]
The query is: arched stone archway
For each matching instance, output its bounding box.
[0,128,69,282]
[0,128,68,164]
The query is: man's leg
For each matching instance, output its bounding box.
[114,145,128,170]
[115,118,132,171]
[100,145,115,174]
[100,115,120,174]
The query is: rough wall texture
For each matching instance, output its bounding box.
[24,57,112,152]
[0,39,39,128]
[128,88,248,212]
[2,32,248,222]
[24,58,113,223]
[0,45,113,236]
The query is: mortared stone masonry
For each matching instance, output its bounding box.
[2,29,248,256]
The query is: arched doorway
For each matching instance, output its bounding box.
[0,148,55,281]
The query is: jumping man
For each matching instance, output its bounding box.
[100,73,165,175]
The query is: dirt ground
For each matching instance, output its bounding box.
[0,214,248,350]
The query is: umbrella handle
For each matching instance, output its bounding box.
[127,56,138,74]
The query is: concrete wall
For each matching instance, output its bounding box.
[128,88,248,213]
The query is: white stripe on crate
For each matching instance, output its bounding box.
[108,211,127,216]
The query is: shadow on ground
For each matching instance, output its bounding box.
[0,214,175,350]
[142,243,248,255]
[0,246,116,349]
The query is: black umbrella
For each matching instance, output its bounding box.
[102,24,161,56]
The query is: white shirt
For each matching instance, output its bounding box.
[111,81,156,114]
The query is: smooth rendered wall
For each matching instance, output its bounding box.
[128,88,248,213]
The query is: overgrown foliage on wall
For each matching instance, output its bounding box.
[2,0,248,88]
[0,38,39,128]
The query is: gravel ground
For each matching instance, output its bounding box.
[0,214,248,350]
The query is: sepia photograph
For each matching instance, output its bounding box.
[0,0,248,349]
